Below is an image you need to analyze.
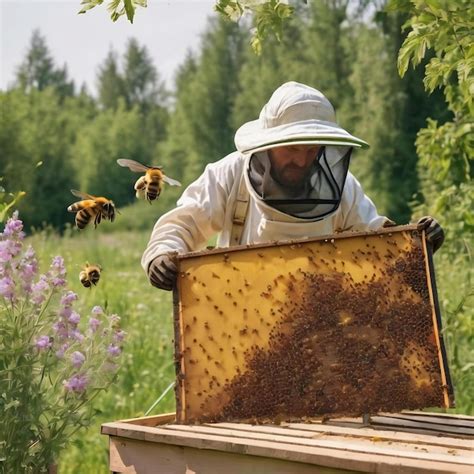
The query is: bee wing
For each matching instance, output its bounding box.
[71,189,97,200]
[117,159,150,173]
[162,175,182,187]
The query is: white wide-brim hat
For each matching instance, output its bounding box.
[234,81,368,155]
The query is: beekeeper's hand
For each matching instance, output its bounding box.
[417,216,445,253]
[148,254,178,291]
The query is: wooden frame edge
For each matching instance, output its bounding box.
[421,230,454,408]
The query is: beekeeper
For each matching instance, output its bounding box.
[143,82,444,290]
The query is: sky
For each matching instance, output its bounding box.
[0,0,216,94]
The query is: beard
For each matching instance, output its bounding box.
[271,164,311,190]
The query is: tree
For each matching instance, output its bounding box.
[390,0,473,243]
[15,29,74,98]
[79,0,293,53]
[97,50,126,110]
[157,52,199,188]
[344,21,399,217]
[300,0,352,112]
[387,0,473,414]
[0,89,78,230]
[72,100,149,208]
[161,17,246,184]
[122,38,168,113]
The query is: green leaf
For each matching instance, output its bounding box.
[385,0,412,13]
[124,0,135,23]
[5,399,20,410]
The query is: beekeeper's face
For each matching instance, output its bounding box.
[268,145,320,188]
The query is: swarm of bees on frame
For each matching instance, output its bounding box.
[66,158,181,287]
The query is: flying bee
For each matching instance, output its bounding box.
[117,159,181,203]
[67,190,116,229]
[79,262,102,288]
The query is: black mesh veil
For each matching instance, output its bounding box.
[247,146,352,220]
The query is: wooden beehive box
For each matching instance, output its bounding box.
[173,225,454,424]
[101,411,474,473]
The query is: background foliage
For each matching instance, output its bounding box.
[1,0,472,471]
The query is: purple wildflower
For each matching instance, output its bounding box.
[0,276,15,301]
[51,277,66,288]
[63,374,88,393]
[20,263,37,284]
[49,256,66,288]
[2,211,24,238]
[55,343,69,359]
[35,335,52,350]
[17,246,38,292]
[114,330,126,342]
[21,263,37,279]
[0,240,21,264]
[60,291,77,307]
[24,246,36,260]
[0,241,13,265]
[70,329,84,342]
[59,305,73,319]
[31,276,50,305]
[52,321,68,340]
[68,311,80,325]
[91,305,103,315]
[71,351,85,368]
[107,344,121,357]
[109,314,121,327]
[88,317,101,333]
[51,256,65,274]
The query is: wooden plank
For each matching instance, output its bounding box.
[369,416,474,437]
[323,415,474,438]
[103,423,147,440]
[178,224,419,260]
[173,279,186,423]
[104,422,473,472]
[421,231,451,408]
[119,413,175,427]
[158,423,472,465]
[136,430,473,474]
[325,419,474,439]
[103,413,176,435]
[383,413,474,428]
[109,437,357,474]
[210,421,473,450]
[401,411,474,421]
[103,412,474,474]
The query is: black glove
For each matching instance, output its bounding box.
[148,254,178,291]
[417,216,445,253]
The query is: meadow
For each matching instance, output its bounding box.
[19,200,471,473]
[28,206,177,472]
[2,2,471,471]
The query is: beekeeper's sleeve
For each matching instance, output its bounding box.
[141,162,230,273]
[340,173,392,231]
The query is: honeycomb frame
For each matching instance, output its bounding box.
[173,225,454,424]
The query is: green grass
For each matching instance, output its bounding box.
[23,217,473,472]
[432,248,474,415]
[27,227,176,473]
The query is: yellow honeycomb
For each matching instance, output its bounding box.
[173,225,453,424]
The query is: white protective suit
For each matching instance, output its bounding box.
[142,82,393,274]
[141,151,390,273]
